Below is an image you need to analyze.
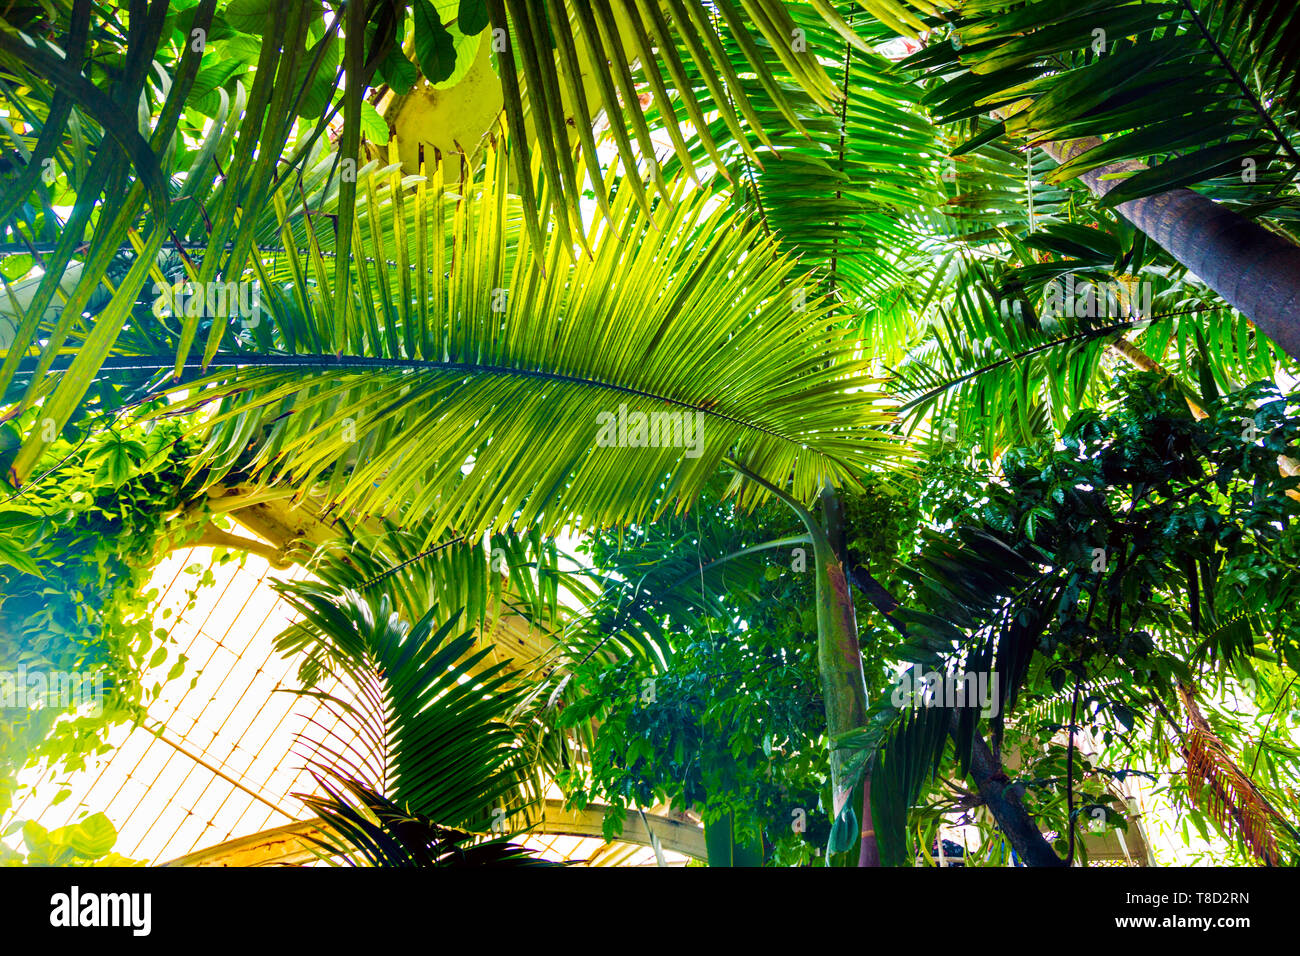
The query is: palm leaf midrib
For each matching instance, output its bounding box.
[45,351,833,450]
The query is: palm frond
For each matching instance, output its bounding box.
[909,0,1300,212]
[484,0,947,251]
[274,518,580,685]
[0,0,353,480]
[1177,682,1294,865]
[298,772,560,866]
[643,7,948,306]
[867,703,951,866]
[280,586,532,829]
[889,254,1117,450]
[117,138,903,542]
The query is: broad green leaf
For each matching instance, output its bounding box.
[413,0,457,83]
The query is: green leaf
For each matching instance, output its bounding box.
[91,438,138,488]
[413,0,457,83]
[21,821,50,851]
[430,23,482,90]
[360,101,390,145]
[0,536,44,577]
[378,48,419,95]
[58,812,118,859]
[0,254,34,281]
[457,0,489,35]
[224,0,271,35]
[1100,141,1274,207]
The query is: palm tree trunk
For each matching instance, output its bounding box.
[726,462,877,865]
[813,543,875,862]
[1042,137,1300,359]
[817,488,879,866]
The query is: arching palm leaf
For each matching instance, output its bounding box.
[0,0,368,480]
[649,6,945,305]
[126,139,903,543]
[485,0,946,250]
[911,1,1300,210]
[281,586,533,829]
[299,773,559,866]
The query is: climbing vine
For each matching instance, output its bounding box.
[0,403,213,815]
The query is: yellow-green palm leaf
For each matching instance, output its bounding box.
[161,140,901,541]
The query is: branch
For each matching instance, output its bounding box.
[846,560,1068,866]
[193,525,291,568]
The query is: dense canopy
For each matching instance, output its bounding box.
[1,0,1298,872]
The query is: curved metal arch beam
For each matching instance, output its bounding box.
[161,799,707,866]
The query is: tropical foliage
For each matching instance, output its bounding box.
[2,0,1299,867]
[0,408,211,816]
